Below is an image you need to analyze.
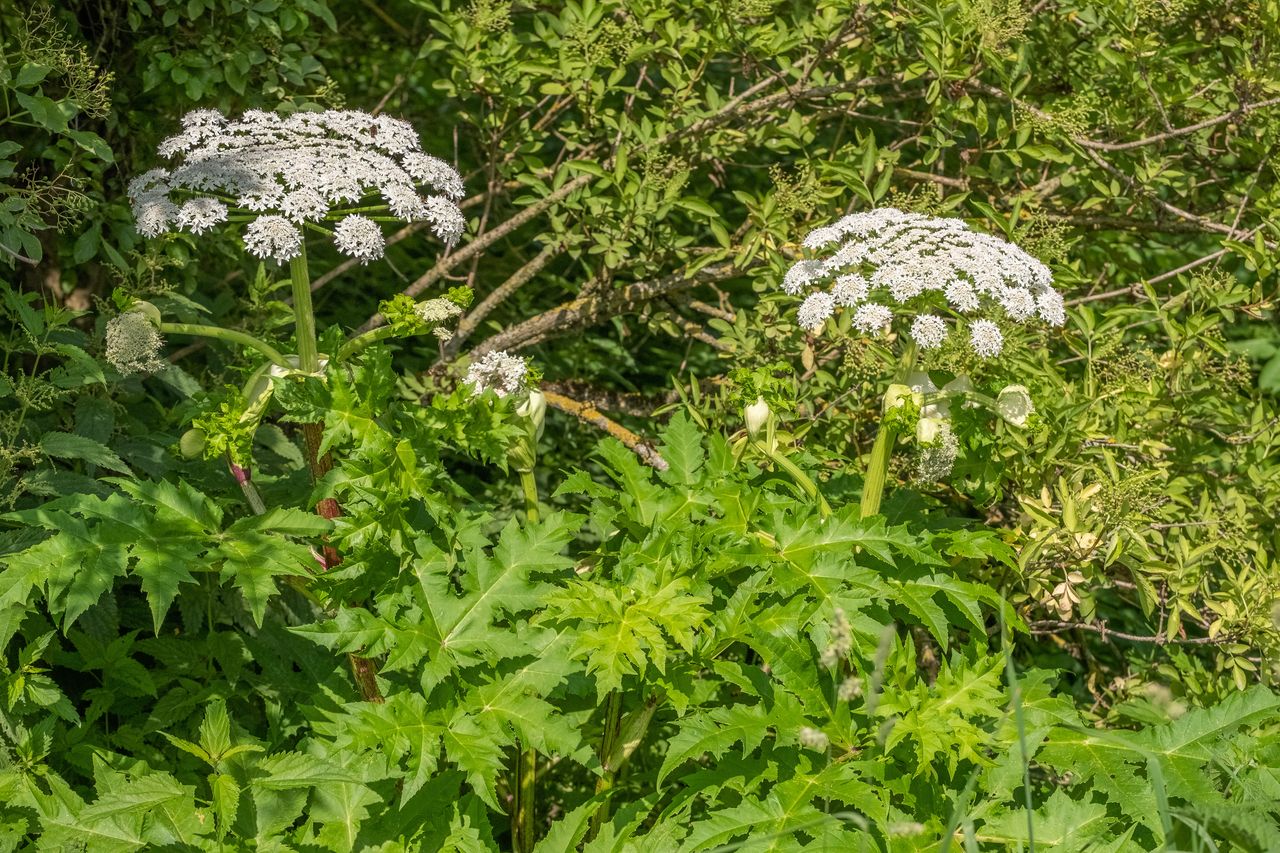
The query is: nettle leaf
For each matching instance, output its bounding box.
[40,431,132,475]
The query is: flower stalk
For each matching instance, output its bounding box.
[860,339,918,518]
[159,322,290,368]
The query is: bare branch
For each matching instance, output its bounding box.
[470,261,741,356]
[356,174,594,332]
[543,390,668,470]
[1028,619,1229,645]
[445,240,566,357]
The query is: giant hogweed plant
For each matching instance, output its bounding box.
[0,112,1278,850]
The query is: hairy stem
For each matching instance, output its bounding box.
[159,322,289,368]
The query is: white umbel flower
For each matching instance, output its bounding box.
[465,350,529,398]
[832,273,869,306]
[852,302,893,334]
[128,108,467,255]
[910,314,947,350]
[796,291,835,330]
[780,207,1063,348]
[968,319,1004,358]
[243,215,303,262]
[175,198,228,234]
[333,215,386,263]
[798,727,830,751]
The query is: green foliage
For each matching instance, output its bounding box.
[1,0,1279,849]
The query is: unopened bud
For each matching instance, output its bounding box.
[995,384,1034,427]
[916,416,946,445]
[883,383,921,414]
[179,428,207,460]
[744,396,771,438]
[517,389,547,439]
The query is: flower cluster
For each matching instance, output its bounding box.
[783,208,1063,357]
[105,312,166,376]
[464,350,529,398]
[128,109,467,263]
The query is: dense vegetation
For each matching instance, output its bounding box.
[2,0,1279,849]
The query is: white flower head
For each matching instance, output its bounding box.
[914,419,959,482]
[783,259,826,295]
[779,207,1063,349]
[128,108,467,257]
[797,726,830,751]
[852,302,893,334]
[333,215,386,263]
[910,314,947,350]
[175,198,228,234]
[243,215,303,263]
[796,291,835,330]
[968,319,1004,358]
[105,312,166,376]
[465,350,529,398]
[414,297,463,325]
[832,273,869,306]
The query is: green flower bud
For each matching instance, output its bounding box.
[883,383,921,414]
[179,428,207,460]
[916,415,946,445]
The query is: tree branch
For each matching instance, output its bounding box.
[1028,619,1229,645]
[542,390,668,470]
[445,240,565,357]
[469,261,740,356]
[357,174,594,333]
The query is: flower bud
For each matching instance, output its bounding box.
[916,416,946,445]
[744,396,771,438]
[995,384,1034,427]
[517,389,547,439]
[882,384,921,414]
[179,428,207,460]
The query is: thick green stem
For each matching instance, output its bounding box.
[512,467,540,851]
[290,247,319,375]
[860,340,919,519]
[288,245,380,703]
[859,423,897,519]
[160,323,289,368]
[518,470,540,524]
[586,690,625,841]
[758,442,832,518]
